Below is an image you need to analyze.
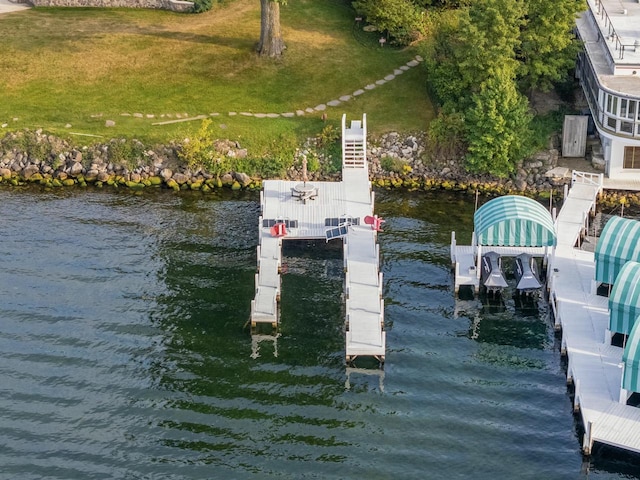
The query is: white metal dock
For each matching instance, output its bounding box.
[450,170,640,455]
[250,114,386,363]
[549,172,640,455]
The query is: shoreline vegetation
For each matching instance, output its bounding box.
[0,128,636,213]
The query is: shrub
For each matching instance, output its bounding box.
[380,155,407,173]
[191,0,213,13]
[107,138,146,169]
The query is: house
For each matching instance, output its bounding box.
[575,0,640,180]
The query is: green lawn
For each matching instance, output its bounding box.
[0,0,435,150]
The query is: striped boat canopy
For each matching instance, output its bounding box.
[609,261,640,335]
[474,195,556,247]
[623,317,640,393]
[595,217,640,285]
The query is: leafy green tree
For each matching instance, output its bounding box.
[352,0,426,45]
[517,0,583,92]
[424,0,523,109]
[258,0,286,57]
[464,67,531,177]
[456,0,523,102]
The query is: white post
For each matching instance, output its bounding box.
[583,421,593,455]
[451,231,457,265]
[620,362,629,404]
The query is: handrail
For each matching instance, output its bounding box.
[571,170,604,190]
[592,0,638,59]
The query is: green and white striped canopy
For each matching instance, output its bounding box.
[623,317,640,393]
[474,195,556,247]
[595,216,640,285]
[609,261,640,335]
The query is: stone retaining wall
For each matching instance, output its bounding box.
[28,0,193,12]
[0,129,635,209]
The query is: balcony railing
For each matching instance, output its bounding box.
[593,0,639,59]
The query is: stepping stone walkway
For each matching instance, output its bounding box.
[154,56,423,123]
[22,56,424,129]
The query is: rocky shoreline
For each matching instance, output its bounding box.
[0,129,634,210]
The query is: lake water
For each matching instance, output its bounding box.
[1,187,639,479]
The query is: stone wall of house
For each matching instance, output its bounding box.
[27,0,193,12]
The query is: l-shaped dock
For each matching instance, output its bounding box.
[250,114,385,363]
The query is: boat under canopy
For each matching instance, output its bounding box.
[595,216,640,286]
[514,253,542,293]
[480,251,508,294]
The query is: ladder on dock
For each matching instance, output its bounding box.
[342,113,366,168]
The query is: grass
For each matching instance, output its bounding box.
[0,0,435,150]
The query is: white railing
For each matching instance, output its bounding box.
[572,170,604,189]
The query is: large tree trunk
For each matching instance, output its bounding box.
[258,0,285,57]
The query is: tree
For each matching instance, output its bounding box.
[258,0,286,57]
[517,0,583,92]
[424,0,523,109]
[352,0,426,45]
[464,67,531,177]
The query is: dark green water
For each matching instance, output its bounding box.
[0,188,638,479]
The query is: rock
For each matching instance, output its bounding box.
[21,165,40,179]
[70,162,83,176]
[525,160,543,169]
[160,168,173,180]
[514,179,527,191]
[234,172,252,187]
[172,172,188,185]
[97,172,110,182]
[592,156,606,170]
[221,173,233,186]
[544,166,570,179]
[105,120,116,127]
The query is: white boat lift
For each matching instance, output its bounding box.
[250,114,386,363]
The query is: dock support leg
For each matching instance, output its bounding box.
[582,421,593,456]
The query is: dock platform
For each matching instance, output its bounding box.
[451,171,640,455]
[549,172,640,455]
[250,114,386,363]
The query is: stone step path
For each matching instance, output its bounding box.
[131,56,423,127]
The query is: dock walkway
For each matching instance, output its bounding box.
[250,114,385,363]
[551,172,640,455]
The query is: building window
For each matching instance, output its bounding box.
[624,147,640,169]
[631,100,637,120]
[608,116,617,129]
[607,95,618,115]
